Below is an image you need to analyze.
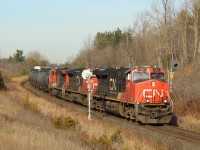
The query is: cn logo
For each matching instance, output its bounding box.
[142,89,164,98]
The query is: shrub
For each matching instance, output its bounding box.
[21,95,40,113]
[21,95,31,108]
[111,129,123,144]
[98,134,111,145]
[90,129,123,150]
[94,134,112,150]
[52,116,79,129]
[0,71,6,91]
[20,69,28,76]
[52,116,62,128]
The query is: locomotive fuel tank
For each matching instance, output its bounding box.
[105,101,122,116]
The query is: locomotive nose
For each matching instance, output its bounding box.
[136,80,170,104]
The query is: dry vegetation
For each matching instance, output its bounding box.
[0,78,88,150]
[0,59,30,82]
[0,76,169,150]
[173,64,200,133]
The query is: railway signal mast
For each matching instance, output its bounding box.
[82,70,94,120]
[169,59,179,94]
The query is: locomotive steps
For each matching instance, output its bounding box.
[21,76,200,150]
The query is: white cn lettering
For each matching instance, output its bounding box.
[142,89,164,98]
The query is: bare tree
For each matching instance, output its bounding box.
[192,0,200,59]
[182,0,190,64]
[83,35,93,68]
[26,50,49,66]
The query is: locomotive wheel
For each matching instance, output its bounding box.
[124,107,135,119]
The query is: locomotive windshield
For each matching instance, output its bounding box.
[150,73,164,80]
[133,72,149,81]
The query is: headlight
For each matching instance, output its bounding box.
[146,99,149,103]
[164,100,167,103]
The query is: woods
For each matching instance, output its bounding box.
[71,0,200,68]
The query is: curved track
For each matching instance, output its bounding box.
[23,81,200,149]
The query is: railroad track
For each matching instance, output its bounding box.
[152,125,200,144]
[102,112,200,145]
[23,81,200,149]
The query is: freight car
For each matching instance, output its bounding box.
[29,66,52,91]
[29,66,172,124]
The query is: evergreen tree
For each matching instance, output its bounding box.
[9,49,25,62]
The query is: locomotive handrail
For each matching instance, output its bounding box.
[135,91,143,104]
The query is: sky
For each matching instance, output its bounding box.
[0,0,153,64]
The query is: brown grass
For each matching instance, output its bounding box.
[0,76,169,150]
[0,92,87,150]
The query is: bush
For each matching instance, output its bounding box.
[111,129,123,144]
[90,129,123,150]
[21,95,31,108]
[0,71,6,91]
[90,134,112,150]
[20,69,29,76]
[52,116,79,129]
[21,95,40,113]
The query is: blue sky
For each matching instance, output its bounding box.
[0,0,153,63]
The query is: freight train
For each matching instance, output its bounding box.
[29,66,173,124]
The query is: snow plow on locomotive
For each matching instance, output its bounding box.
[29,66,172,124]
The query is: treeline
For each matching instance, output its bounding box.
[71,0,200,69]
[0,50,50,83]
[9,49,49,67]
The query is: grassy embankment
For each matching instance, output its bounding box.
[0,76,168,150]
